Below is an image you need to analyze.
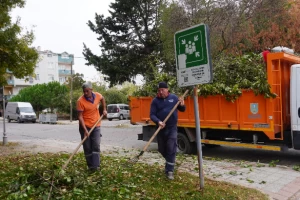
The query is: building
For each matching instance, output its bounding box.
[4,47,74,100]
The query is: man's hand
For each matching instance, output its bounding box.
[179,97,185,106]
[158,121,165,129]
[84,129,89,138]
[103,110,107,116]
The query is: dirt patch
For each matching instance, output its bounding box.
[0,142,32,156]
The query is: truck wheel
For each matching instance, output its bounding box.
[7,116,11,123]
[177,132,196,154]
[17,118,21,123]
[108,119,112,121]
[119,115,124,120]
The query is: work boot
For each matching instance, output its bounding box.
[166,171,174,180]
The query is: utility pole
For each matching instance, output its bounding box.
[2,87,7,145]
[70,60,73,122]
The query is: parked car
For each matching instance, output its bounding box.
[5,102,37,123]
[107,104,130,121]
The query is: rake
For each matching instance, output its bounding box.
[62,115,104,170]
[128,89,189,164]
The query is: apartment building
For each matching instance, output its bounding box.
[4,47,74,100]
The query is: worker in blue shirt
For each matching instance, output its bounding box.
[150,81,186,180]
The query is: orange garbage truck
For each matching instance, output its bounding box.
[129,52,300,154]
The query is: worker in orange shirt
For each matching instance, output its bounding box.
[77,82,107,173]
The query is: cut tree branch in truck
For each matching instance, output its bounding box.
[130,52,300,154]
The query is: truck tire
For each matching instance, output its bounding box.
[177,132,196,154]
[119,115,124,120]
[7,116,11,123]
[17,118,21,123]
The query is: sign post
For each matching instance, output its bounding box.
[174,24,212,189]
[1,87,7,145]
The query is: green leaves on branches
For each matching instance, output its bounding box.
[134,53,276,101]
[0,0,39,86]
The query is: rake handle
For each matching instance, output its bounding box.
[62,115,104,170]
[142,89,189,152]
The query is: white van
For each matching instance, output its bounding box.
[107,104,130,121]
[5,102,37,123]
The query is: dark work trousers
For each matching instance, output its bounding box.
[157,126,178,173]
[79,126,101,170]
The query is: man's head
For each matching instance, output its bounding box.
[158,81,169,98]
[82,82,93,98]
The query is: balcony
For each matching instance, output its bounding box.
[58,56,74,64]
[6,80,14,85]
[59,70,75,75]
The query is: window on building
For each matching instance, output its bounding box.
[29,77,33,83]
[47,53,52,57]
[59,77,64,83]
[59,65,64,70]
[35,74,40,80]
[48,62,54,69]
[48,74,54,81]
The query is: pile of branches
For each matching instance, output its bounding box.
[133,53,276,101]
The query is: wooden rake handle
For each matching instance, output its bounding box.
[62,115,104,170]
[142,90,189,152]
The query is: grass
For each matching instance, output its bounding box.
[0,152,269,200]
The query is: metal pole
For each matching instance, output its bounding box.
[70,61,73,122]
[193,85,204,189]
[3,87,7,145]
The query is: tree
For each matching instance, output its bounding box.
[65,73,85,90]
[10,82,69,113]
[83,0,163,86]
[104,89,128,105]
[159,0,300,58]
[0,0,39,86]
[42,82,69,113]
[9,85,43,113]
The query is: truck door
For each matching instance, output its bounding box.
[291,64,300,149]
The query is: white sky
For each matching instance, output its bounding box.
[11,0,114,82]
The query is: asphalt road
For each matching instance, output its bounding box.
[0,119,157,152]
[1,119,300,167]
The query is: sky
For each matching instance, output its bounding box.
[11,0,114,82]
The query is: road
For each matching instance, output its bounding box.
[1,119,300,167]
[0,119,157,153]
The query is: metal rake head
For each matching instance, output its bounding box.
[126,151,145,165]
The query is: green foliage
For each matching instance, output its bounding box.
[64,73,85,91]
[200,53,276,101]
[104,89,128,105]
[83,0,163,86]
[0,153,268,199]
[133,53,276,101]
[0,0,39,86]
[9,82,69,113]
